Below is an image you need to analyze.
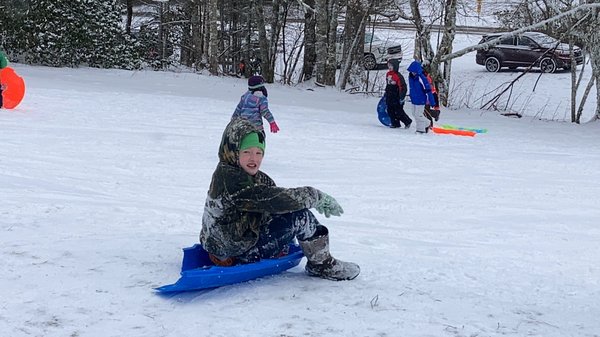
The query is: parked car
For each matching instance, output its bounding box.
[337,32,403,70]
[475,32,584,73]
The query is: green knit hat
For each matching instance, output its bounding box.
[239,132,265,153]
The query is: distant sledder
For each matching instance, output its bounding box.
[422,67,441,125]
[407,60,437,134]
[231,75,280,136]
[384,59,412,129]
[0,50,26,110]
[0,50,8,108]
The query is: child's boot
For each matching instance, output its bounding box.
[298,225,360,281]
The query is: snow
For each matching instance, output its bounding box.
[1,33,600,337]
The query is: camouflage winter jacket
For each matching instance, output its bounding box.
[199,118,322,259]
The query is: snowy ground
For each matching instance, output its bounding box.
[1,34,600,337]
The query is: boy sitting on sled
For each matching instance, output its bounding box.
[199,118,359,281]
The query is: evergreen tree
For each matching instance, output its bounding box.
[21,0,140,68]
[0,0,29,56]
[84,0,140,69]
[24,0,80,66]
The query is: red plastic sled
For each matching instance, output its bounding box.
[432,126,476,137]
[0,67,26,109]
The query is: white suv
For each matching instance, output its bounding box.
[337,32,403,70]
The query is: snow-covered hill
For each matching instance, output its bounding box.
[1,33,599,336]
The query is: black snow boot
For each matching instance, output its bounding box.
[298,225,360,281]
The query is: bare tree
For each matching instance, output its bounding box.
[207,0,219,74]
[408,0,435,63]
[572,4,600,122]
[253,0,271,79]
[125,0,134,35]
[406,0,455,107]
[315,0,340,86]
[301,0,317,82]
[429,0,457,107]
[337,0,375,91]
[157,1,170,69]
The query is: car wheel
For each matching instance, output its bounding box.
[485,57,501,72]
[540,57,557,73]
[363,54,377,70]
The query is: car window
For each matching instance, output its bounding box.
[480,35,511,45]
[518,36,537,47]
[498,36,514,45]
[481,36,497,43]
[365,33,382,45]
[530,34,560,48]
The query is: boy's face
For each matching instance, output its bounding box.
[239,147,264,176]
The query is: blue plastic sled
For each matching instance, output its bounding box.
[156,243,304,293]
[377,96,392,126]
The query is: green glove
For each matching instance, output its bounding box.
[315,192,344,218]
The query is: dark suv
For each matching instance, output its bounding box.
[476,32,584,73]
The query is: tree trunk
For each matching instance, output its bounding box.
[179,1,197,68]
[125,0,133,35]
[158,2,168,69]
[324,1,340,85]
[338,0,371,91]
[191,1,203,71]
[254,0,271,80]
[582,6,600,120]
[430,0,457,107]
[546,1,600,122]
[267,0,287,82]
[570,41,577,123]
[576,74,596,124]
[590,55,600,121]
[207,0,219,75]
[302,0,316,82]
[409,0,434,63]
[315,0,339,86]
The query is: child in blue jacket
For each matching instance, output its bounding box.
[231,75,280,134]
[407,61,436,133]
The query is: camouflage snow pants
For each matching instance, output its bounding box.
[237,209,319,263]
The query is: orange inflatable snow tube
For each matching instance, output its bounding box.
[0,67,26,109]
[432,126,476,137]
